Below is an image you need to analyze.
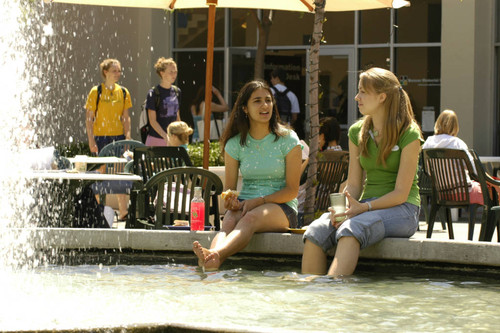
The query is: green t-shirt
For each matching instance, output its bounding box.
[348,120,423,206]
[225,129,300,212]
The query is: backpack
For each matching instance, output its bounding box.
[139,85,180,144]
[96,84,127,118]
[271,86,292,123]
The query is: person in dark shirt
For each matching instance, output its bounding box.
[145,57,181,146]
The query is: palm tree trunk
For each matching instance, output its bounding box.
[253,10,273,80]
[303,0,326,225]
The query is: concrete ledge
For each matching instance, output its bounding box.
[11,228,500,268]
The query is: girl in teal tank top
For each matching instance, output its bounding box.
[193,80,302,271]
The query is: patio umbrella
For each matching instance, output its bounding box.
[46,0,410,168]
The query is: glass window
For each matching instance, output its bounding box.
[231,9,257,46]
[323,12,355,45]
[497,0,500,42]
[174,51,225,126]
[359,48,390,71]
[175,9,225,48]
[359,9,390,44]
[268,11,314,46]
[496,48,500,153]
[396,0,441,43]
[395,47,441,134]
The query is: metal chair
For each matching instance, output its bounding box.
[469,150,500,241]
[91,139,145,198]
[314,150,349,212]
[132,146,192,184]
[423,148,486,240]
[130,166,223,230]
[418,152,446,231]
[127,146,193,228]
[98,139,145,174]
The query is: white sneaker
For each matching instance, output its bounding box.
[103,206,115,228]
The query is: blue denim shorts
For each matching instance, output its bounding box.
[238,198,298,228]
[278,203,298,228]
[303,199,419,251]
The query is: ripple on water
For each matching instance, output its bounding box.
[1,262,499,332]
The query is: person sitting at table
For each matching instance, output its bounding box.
[319,116,343,152]
[193,80,302,271]
[166,121,193,151]
[422,109,483,205]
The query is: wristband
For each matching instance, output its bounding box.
[261,196,266,204]
[366,201,372,211]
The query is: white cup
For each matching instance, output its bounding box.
[74,155,87,173]
[329,193,346,222]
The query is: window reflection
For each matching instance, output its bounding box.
[395,47,441,134]
[323,12,354,45]
[268,11,314,46]
[359,48,390,71]
[395,0,441,43]
[359,9,390,44]
[231,9,257,47]
[174,51,225,126]
[175,9,225,48]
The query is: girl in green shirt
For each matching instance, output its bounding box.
[302,67,423,277]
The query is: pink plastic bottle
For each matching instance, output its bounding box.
[190,187,205,231]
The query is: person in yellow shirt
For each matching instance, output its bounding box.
[85,58,132,154]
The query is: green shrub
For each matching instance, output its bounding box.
[56,142,91,157]
[188,141,224,167]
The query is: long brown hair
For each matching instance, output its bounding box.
[220,80,285,151]
[357,67,421,165]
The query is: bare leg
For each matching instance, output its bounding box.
[193,241,211,267]
[117,194,129,220]
[209,210,239,250]
[192,211,238,268]
[301,239,327,275]
[205,204,289,270]
[327,236,360,277]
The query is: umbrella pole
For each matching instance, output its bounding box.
[202,0,217,169]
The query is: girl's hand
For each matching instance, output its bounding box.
[90,145,98,154]
[344,191,369,219]
[328,207,346,229]
[223,195,241,211]
[240,197,264,216]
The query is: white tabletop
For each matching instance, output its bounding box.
[67,156,128,164]
[26,170,142,181]
[479,156,500,163]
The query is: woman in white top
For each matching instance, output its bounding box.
[423,109,482,204]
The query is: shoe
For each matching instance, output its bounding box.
[118,213,128,222]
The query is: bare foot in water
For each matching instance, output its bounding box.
[204,250,221,271]
[193,241,210,267]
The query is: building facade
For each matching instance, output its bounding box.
[43,0,499,155]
